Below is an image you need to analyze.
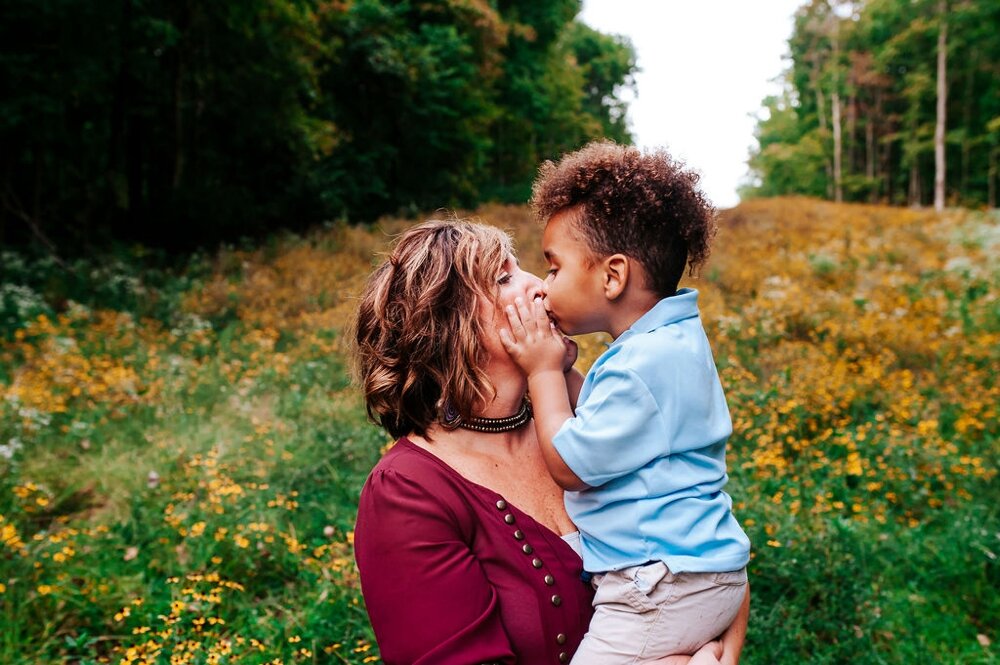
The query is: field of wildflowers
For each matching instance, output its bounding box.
[0,198,997,664]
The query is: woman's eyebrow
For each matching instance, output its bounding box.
[498,256,515,274]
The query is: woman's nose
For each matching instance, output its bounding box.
[524,271,544,300]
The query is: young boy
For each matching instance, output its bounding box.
[500,141,750,663]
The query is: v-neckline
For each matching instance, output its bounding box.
[395,437,579,543]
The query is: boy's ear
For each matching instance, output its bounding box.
[602,254,629,300]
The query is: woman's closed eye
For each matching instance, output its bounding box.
[497,272,512,285]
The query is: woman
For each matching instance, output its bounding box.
[352,219,749,664]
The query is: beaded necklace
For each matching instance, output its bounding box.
[442,398,533,433]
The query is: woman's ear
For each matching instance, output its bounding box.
[602,254,629,300]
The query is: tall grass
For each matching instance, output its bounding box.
[0,200,996,663]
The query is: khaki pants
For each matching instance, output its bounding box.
[571,561,747,664]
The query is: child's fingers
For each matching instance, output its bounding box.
[514,297,535,334]
[498,327,515,350]
[527,297,554,340]
[532,297,551,327]
[536,300,563,338]
[504,304,527,339]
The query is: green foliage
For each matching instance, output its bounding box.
[314,0,503,217]
[742,94,828,199]
[0,246,204,342]
[745,0,1000,208]
[0,0,637,250]
[1,0,325,248]
[564,21,637,144]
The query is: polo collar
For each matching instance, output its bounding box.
[611,288,700,346]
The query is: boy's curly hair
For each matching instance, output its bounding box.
[531,140,716,297]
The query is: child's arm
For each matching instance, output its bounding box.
[500,297,587,491]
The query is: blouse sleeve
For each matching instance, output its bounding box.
[354,466,516,665]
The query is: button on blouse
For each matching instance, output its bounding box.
[354,438,594,664]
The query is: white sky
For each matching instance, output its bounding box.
[579,0,804,208]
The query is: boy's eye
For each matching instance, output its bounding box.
[546,268,557,275]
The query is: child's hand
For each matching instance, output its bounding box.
[561,335,578,374]
[499,297,567,377]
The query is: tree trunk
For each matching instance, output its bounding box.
[109,0,131,207]
[960,48,976,200]
[831,21,843,204]
[172,0,189,190]
[809,56,833,199]
[989,147,997,209]
[866,116,875,201]
[848,90,858,176]
[910,160,922,207]
[832,90,843,203]
[127,117,143,221]
[173,50,185,190]
[933,0,947,211]
[876,88,888,203]
[813,63,828,134]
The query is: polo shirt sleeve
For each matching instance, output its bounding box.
[552,365,667,488]
[354,467,517,665]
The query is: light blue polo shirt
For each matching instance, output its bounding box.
[554,288,751,574]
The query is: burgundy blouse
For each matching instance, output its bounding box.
[354,438,594,664]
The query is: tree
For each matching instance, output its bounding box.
[746,0,1000,209]
[0,0,328,248]
[743,92,828,199]
[564,22,637,144]
[934,0,948,210]
[0,0,639,250]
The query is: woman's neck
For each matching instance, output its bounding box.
[477,362,529,418]
[412,362,531,450]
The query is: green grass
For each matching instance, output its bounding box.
[1,199,998,664]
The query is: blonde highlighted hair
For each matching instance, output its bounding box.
[352,219,513,439]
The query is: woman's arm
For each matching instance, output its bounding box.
[354,467,516,665]
[718,584,750,665]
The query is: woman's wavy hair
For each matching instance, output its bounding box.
[352,219,513,439]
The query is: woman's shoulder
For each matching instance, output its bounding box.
[368,437,457,484]
[360,438,480,517]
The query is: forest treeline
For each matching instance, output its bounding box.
[744,0,1000,209]
[0,0,635,250]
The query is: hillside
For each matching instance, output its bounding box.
[0,198,997,663]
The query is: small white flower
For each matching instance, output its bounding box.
[0,438,23,460]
